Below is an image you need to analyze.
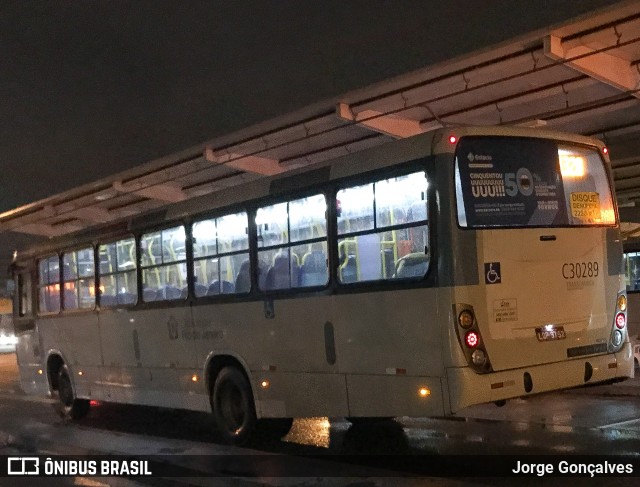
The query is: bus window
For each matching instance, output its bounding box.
[18,272,33,317]
[454,137,616,228]
[192,211,249,296]
[257,194,328,290]
[141,226,187,301]
[38,255,60,314]
[337,171,429,283]
[98,237,137,307]
[62,247,95,310]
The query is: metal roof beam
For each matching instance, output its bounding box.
[337,103,439,138]
[204,147,284,175]
[544,34,640,99]
[112,180,188,203]
[67,207,114,223]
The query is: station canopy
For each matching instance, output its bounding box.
[2,3,640,243]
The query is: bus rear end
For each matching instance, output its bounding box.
[444,129,633,412]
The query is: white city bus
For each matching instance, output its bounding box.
[11,126,633,444]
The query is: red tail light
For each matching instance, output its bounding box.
[465,331,479,348]
[615,312,626,329]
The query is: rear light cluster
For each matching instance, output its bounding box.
[609,292,627,352]
[454,305,493,373]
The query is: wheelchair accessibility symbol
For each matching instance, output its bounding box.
[484,262,501,284]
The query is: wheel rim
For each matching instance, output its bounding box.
[218,381,246,434]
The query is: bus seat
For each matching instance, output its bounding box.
[100,294,116,307]
[143,288,158,302]
[160,285,182,300]
[64,289,78,309]
[207,280,235,295]
[235,260,251,293]
[300,250,328,286]
[266,253,299,290]
[394,252,429,278]
[193,283,208,298]
[339,255,357,283]
[117,292,137,305]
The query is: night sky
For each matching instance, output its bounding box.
[0,0,622,214]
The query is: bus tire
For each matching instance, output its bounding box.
[255,417,294,439]
[53,364,90,420]
[212,366,256,445]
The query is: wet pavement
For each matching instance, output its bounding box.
[1,352,640,486]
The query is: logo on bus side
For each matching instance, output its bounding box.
[484,262,501,284]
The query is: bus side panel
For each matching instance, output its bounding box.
[255,372,348,418]
[39,313,102,399]
[97,308,135,403]
[192,299,266,374]
[332,289,441,376]
[346,374,445,417]
[15,328,48,396]
[193,297,349,417]
[104,306,203,409]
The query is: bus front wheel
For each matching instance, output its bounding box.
[212,366,256,445]
[53,364,90,420]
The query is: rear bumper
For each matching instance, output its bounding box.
[446,342,633,414]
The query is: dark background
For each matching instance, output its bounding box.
[0,0,623,213]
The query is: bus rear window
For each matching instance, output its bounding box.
[454,136,616,228]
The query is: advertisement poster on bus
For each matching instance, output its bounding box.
[456,137,569,227]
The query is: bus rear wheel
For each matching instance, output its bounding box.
[53,364,90,420]
[212,366,256,445]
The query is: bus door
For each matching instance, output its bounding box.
[454,136,621,371]
[12,267,46,395]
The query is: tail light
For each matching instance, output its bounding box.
[465,331,479,348]
[609,291,627,352]
[453,304,492,373]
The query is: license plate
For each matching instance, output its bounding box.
[535,326,566,342]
